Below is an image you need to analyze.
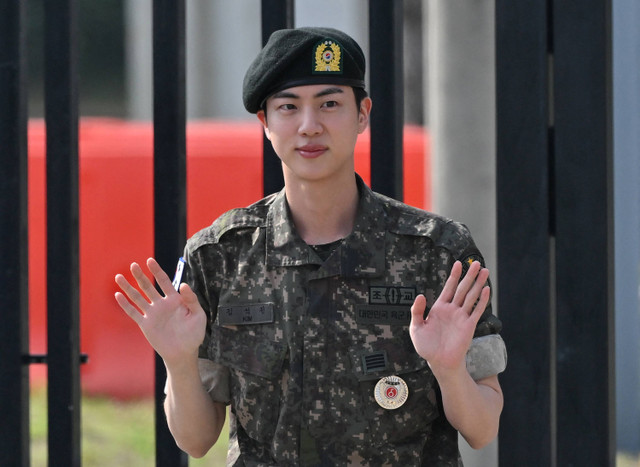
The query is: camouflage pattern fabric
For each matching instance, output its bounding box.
[183,175,504,466]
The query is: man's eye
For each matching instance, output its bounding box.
[322,101,338,108]
[279,103,296,111]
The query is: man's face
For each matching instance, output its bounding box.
[257,84,371,184]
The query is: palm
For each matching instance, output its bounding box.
[410,261,490,373]
[115,258,206,365]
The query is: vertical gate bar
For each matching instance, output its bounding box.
[369,1,404,200]
[0,0,30,465]
[552,1,615,464]
[496,1,553,464]
[153,0,188,465]
[261,0,294,196]
[44,0,81,465]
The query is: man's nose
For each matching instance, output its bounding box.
[298,108,323,136]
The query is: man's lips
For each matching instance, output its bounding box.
[297,144,327,158]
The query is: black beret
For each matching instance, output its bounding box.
[242,27,366,113]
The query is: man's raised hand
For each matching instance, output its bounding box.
[114,258,206,366]
[409,261,490,376]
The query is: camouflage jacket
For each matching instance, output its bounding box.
[184,175,503,466]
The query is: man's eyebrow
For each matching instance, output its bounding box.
[314,87,344,98]
[271,90,299,99]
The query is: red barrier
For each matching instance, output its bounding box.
[28,118,429,399]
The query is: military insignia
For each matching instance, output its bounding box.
[313,39,343,73]
[374,376,409,410]
[460,253,484,278]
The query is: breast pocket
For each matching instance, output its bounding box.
[208,325,287,443]
[350,338,440,446]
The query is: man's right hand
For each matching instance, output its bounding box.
[114,257,206,367]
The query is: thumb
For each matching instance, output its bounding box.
[410,294,427,325]
[179,283,200,308]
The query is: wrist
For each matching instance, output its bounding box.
[429,361,469,386]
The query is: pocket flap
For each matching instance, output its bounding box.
[208,325,287,379]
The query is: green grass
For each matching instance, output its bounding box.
[30,387,228,466]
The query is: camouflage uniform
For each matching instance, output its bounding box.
[184,175,504,466]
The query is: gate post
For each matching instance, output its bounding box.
[153,0,188,465]
[0,0,30,465]
[261,0,294,196]
[552,1,615,464]
[44,0,82,464]
[496,2,553,464]
[369,0,404,200]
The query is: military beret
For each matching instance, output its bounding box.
[242,27,366,113]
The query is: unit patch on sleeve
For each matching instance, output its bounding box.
[217,303,274,325]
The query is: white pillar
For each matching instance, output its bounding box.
[124,0,153,120]
[426,1,497,465]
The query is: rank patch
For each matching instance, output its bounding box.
[460,253,484,278]
[313,39,343,73]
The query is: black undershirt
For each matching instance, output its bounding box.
[310,239,344,262]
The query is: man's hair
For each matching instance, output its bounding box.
[261,86,368,121]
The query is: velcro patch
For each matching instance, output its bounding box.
[369,286,416,305]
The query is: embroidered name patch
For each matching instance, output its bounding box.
[369,286,416,305]
[218,303,274,325]
[356,306,411,325]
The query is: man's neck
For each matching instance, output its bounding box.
[284,171,359,245]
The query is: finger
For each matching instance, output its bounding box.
[452,260,482,306]
[462,267,490,312]
[114,291,144,326]
[115,273,151,311]
[410,294,428,324]
[439,261,463,303]
[469,285,491,324]
[147,257,177,297]
[131,262,163,302]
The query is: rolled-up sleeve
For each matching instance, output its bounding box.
[465,334,507,381]
[198,358,231,405]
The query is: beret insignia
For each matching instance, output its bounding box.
[313,40,343,73]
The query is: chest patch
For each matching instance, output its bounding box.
[217,303,274,325]
[356,305,411,325]
[369,286,416,305]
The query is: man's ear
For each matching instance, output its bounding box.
[257,110,271,140]
[357,97,372,134]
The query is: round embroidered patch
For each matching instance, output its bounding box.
[374,375,409,410]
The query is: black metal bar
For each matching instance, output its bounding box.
[552,1,615,464]
[153,0,188,465]
[496,1,553,464]
[0,0,29,465]
[24,354,89,365]
[369,1,404,200]
[261,0,294,196]
[44,0,81,465]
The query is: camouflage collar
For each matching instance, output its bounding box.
[266,175,386,278]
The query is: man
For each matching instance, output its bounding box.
[115,27,506,465]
